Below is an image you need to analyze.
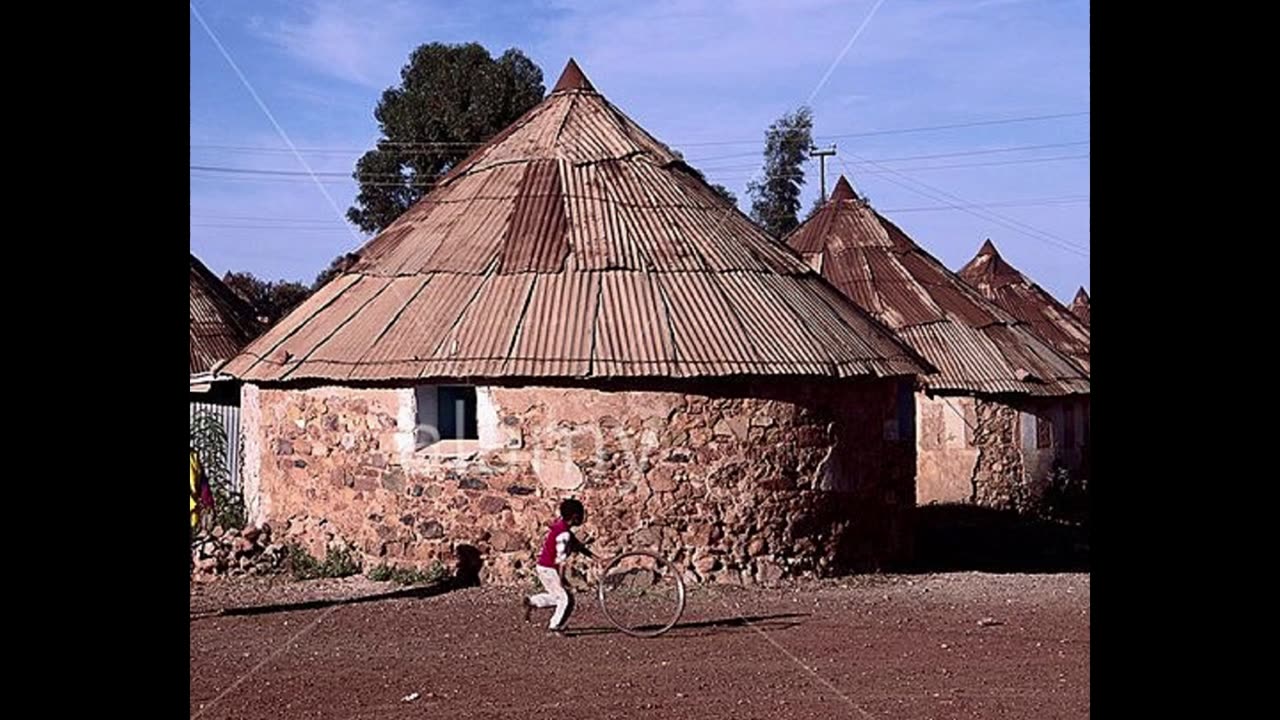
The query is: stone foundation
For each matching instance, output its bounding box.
[241,378,915,585]
[915,393,1089,512]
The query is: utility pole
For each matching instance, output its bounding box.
[810,144,837,202]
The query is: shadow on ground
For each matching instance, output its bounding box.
[907,504,1089,573]
[562,612,810,638]
[191,579,459,621]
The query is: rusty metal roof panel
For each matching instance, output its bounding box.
[718,273,834,375]
[1070,287,1090,326]
[346,273,484,380]
[656,272,755,375]
[190,254,263,375]
[415,165,523,274]
[426,273,536,377]
[863,251,946,327]
[959,241,1090,373]
[594,271,676,376]
[557,93,641,165]
[465,99,564,174]
[506,272,600,376]
[274,276,393,380]
[498,160,570,273]
[298,275,430,379]
[798,277,935,377]
[224,273,360,380]
[563,162,643,271]
[227,62,927,383]
[784,175,1088,397]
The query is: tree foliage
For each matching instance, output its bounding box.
[312,253,361,290]
[222,272,311,325]
[709,183,738,206]
[747,106,814,238]
[346,43,545,234]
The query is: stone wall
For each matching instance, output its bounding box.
[915,393,1089,512]
[241,378,915,585]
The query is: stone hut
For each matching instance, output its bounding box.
[958,239,1090,374]
[191,253,262,486]
[223,61,930,584]
[958,239,1091,490]
[191,252,261,385]
[784,176,1090,512]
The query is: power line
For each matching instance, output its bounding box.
[881,196,1089,213]
[190,164,354,178]
[189,213,344,224]
[190,223,355,231]
[190,2,360,246]
[815,111,1089,142]
[190,150,1089,185]
[676,111,1090,148]
[189,109,1090,155]
[836,155,1088,257]
[685,139,1087,165]
[699,153,1089,177]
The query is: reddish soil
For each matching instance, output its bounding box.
[191,572,1088,719]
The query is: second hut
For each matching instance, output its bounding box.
[785,176,1089,512]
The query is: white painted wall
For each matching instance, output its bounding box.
[239,383,266,526]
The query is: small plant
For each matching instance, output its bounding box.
[1040,463,1089,524]
[367,562,447,586]
[286,543,362,581]
[190,410,247,530]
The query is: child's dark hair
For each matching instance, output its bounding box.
[559,498,585,520]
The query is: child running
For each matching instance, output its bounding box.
[523,498,593,634]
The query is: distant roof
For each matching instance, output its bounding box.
[784,176,1088,397]
[225,60,927,384]
[1070,287,1090,327]
[190,254,262,375]
[958,240,1090,374]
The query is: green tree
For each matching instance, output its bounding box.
[346,43,546,234]
[747,106,814,237]
[222,272,311,325]
[709,183,738,207]
[313,253,360,289]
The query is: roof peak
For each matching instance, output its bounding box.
[978,238,1000,257]
[551,58,595,93]
[830,175,857,201]
[1074,287,1089,303]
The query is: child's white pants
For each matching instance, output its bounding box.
[529,566,573,629]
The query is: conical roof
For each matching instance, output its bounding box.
[190,254,262,375]
[784,175,1088,397]
[225,61,927,383]
[1070,287,1090,327]
[958,240,1090,374]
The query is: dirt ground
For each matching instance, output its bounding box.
[190,572,1089,719]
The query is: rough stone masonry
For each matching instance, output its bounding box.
[241,379,916,586]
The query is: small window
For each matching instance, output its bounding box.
[414,385,478,449]
[1036,411,1053,449]
[895,381,914,441]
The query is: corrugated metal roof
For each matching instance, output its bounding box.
[225,61,928,384]
[783,176,1088,397]
[958,240,1090,374]
[190,254,262,375]
[1070,287,1090,327]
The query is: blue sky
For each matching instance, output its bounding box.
[191,0,1089,301]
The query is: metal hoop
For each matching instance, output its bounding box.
[595,550,686,638]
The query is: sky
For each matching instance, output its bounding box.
[190,0,1089,302]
